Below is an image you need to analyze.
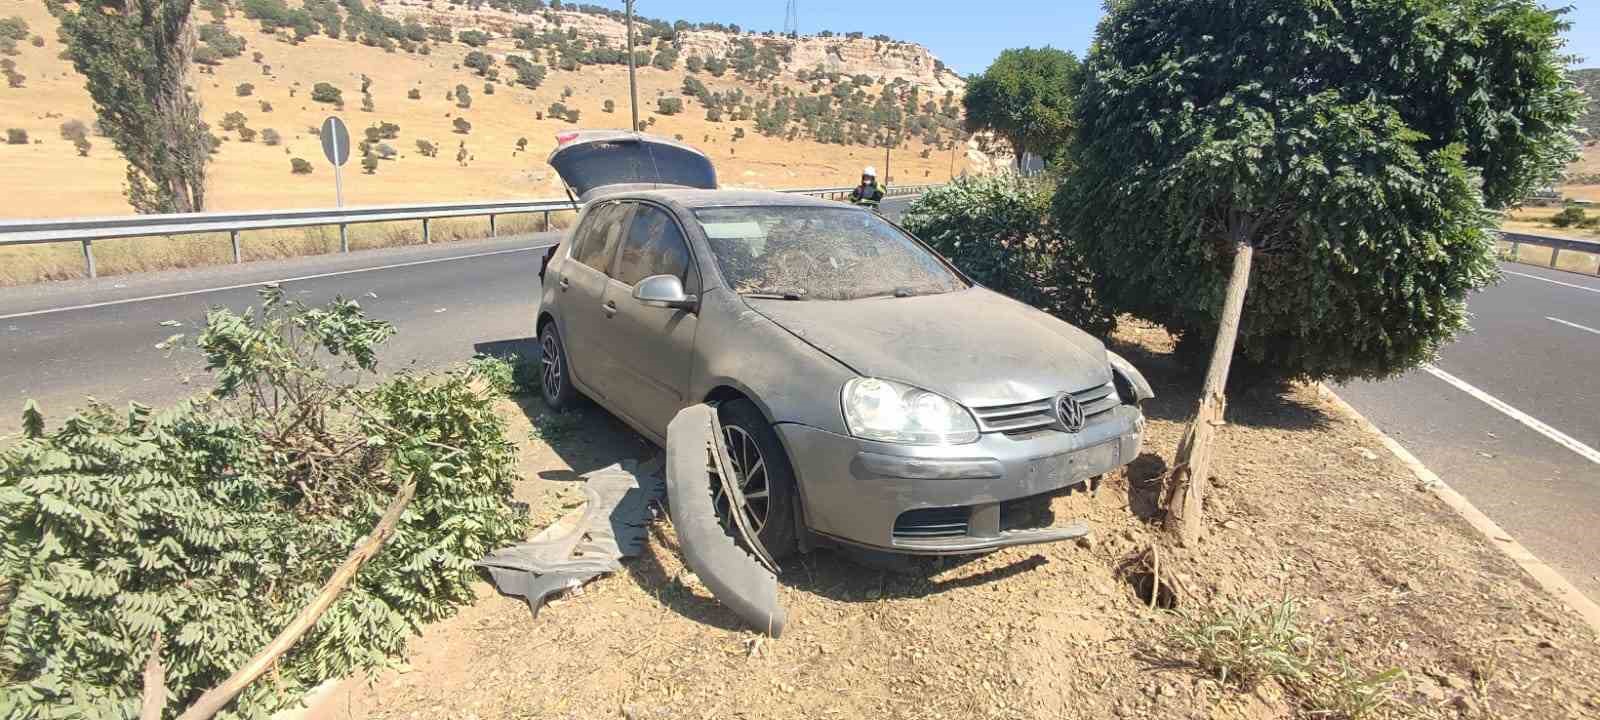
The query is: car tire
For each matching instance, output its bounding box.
[538,322,578,411]
[717,399,799,560]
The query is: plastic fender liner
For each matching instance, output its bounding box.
[666,404,788,637]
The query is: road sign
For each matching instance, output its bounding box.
[319,116,350,167]
[320,116,350,209]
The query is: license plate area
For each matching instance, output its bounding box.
[1028,441,1120,487]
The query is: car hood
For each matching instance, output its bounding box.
[747,287,1111,407]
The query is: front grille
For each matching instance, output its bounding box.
[893,506,971,540]
[970,381,1121,436]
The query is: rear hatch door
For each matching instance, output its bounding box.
[549,130,717,201]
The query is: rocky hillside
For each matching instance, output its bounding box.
[0,0,993,218]
[1573,67,1599,140]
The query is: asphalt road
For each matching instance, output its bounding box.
[0,196,915,424]
[1336,262,1600,602]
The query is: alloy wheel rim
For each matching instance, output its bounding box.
[540,332,562,401]
[715,424,770,534]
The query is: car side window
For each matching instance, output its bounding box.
[572,202,628,273]
[613,204,696,292]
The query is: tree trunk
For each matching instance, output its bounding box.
[1163,238,1254,545]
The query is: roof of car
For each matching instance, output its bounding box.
[588,187,857,212]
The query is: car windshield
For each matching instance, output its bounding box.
[693,206,967,301]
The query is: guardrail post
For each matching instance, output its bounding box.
[489,214,497,238]
[339,224,349,253]
[422,218,431,244]
[230,230,241,264]
[1550,247,1561,269]
[542,210,550,232]
[81,239,96,279]
[1508,241,1520,262]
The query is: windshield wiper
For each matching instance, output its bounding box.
[860,287,918,299]
[743,291,807,300]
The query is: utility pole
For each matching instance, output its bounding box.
[625,0,639,132]
[883,143,890,191]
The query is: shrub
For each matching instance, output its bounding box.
[516,137,527,151]
[375,142,396,159]
[258,100,272,112]
[261,128,281,145]
[453,117,471,134]
[407,88,421,100]
[220,111,248,132]
[360,94,374,112]
[311,82,342,104]
[454,83,471,109]
[0,290,526,717]
[291,156,313,173]
[58,119,88,142]
[458,29,490,47]
[685,55,703,73]
[901,175,1113,334]
[74,137,90,156]
[0,16,27,42]
[235,82,254,96]
[603,99,615,113]
[483,82,494,95]
[252,50,264,63]
[192,45,221,66]
[29,34,42,48]
[416,139,437,156]
[237,126,257,142]
[1551,206,1587,228]
[465,50,496,76]
[656,97,683,115]
[362,153,378,173]
[6,128,27,144]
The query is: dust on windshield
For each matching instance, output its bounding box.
[693,206,967,301]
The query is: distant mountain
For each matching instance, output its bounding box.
[1574,67,1600,139]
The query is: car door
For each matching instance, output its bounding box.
[558,200,632,400]
[594,202,701,438]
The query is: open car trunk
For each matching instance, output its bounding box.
[548,130,717,201]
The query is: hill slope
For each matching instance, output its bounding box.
[0,0,991,218]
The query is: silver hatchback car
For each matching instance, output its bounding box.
[536,131,1153,557]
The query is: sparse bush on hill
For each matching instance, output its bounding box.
[221,111,248,132]
[682,75,707,99]
[652,47,677,70]
[252,50,264,63]
[465,50,496,76]
[705,106,722,122]
[199,23,245,58]
[459,29,490,47]
[361,94,375,112]
[408,88,421,100]
[416,139,437,156]
[685,55,703,74]
[311,82,342,104]
[59,119,88,142]
[261,128,281,146]
[192,45,221,66]
[74,137,91,156]
[291,156,312,173]
[1551,207,1589,228]
[236,82,254,97]
[484,82,494,95]
[258,100,272,112]
[362,152,378,173]
[603,99,615,113]
[29,34,42,48]
[453,117,471,134]
[375,142,396,159]
[505,55,546,89]
[0,16,28,42]
[454,84,471,108]
[6,128,27,144]
[238,126,257,142]
[657,97,683,115]
[516,137,527,151]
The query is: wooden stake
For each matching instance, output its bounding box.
[173,480,417,720]
[1164,238,1254,546]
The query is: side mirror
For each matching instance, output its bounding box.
[633,274,697,310]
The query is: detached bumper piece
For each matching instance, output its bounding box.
[666,404,788,637]
[477,459,663,617]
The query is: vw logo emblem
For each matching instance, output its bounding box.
[1056,393,1086,433]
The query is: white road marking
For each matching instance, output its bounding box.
[1422,363,1600,465]
[0,244,551,321]
[1548,316,1600,336]
[1502,269,1600,295]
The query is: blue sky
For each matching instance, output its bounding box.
[626,1,1600,75]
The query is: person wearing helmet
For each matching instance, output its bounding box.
[849,166,884,210]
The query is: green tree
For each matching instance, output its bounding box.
[458,29,489,47]
[603,98,615,113]
[1060,0,1580,542]
[961,46,1080,164]
[311,82,342,104]
[464,49,495,76]
[54,0,211,212]
[656,97,683,115]
[290,156,313,173]
[453,117,471,134]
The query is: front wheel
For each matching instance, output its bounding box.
[715,399,799,560]
[538,322,578,410]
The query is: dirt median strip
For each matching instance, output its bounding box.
[1316,383,1600,634]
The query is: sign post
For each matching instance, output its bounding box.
[319,116,352,252]
[319,116,351,207]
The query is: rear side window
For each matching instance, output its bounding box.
[571,202,628,272]
[614,204,694,290]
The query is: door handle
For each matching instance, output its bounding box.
[559,277,571,290]
[602,300,618,317]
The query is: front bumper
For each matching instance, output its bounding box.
[776,405,1144,554]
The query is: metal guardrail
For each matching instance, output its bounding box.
[1501,231,1600,276]
[0,184,942,278]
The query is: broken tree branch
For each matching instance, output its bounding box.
[140,632,165,720]
[171,479,418,720]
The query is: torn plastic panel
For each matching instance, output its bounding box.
[478,460,663,617]
[667,404,788,637]
[1107,350,1154,404]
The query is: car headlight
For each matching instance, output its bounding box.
[842,378,979,445]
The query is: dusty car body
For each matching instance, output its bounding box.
[536,131,1153,557]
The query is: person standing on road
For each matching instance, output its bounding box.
[849,167,884,211]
